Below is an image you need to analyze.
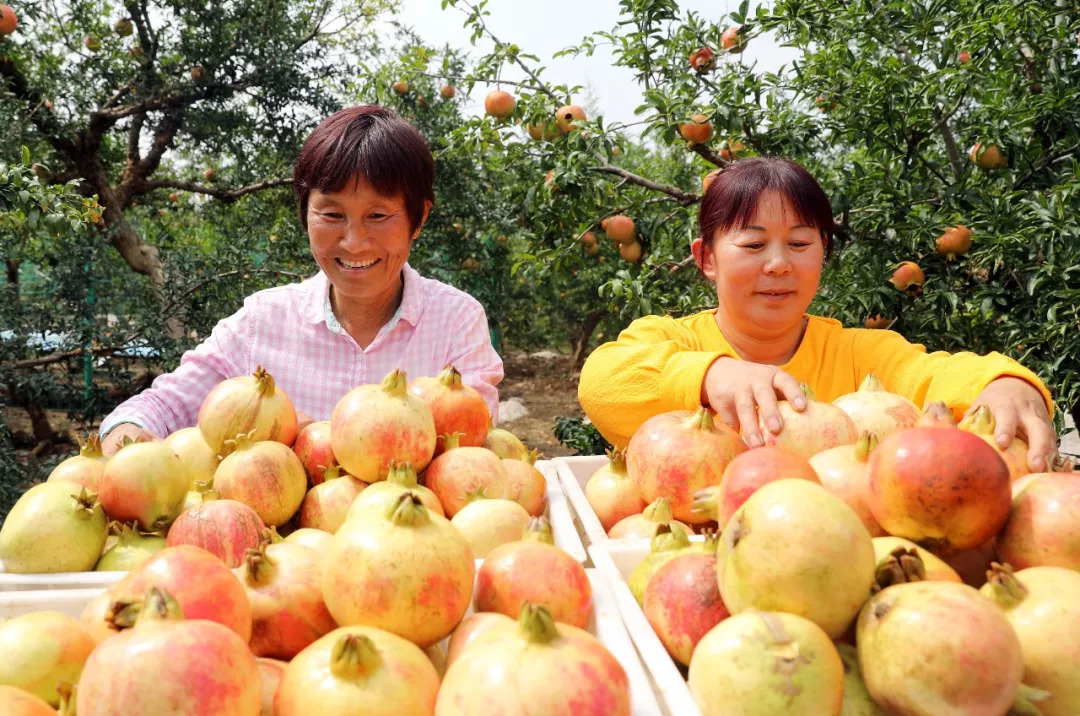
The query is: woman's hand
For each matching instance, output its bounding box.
[101,423,161,456]
[701,356,807,447]
[968,376,1057,473]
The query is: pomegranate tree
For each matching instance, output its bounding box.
[643,551,729,666]
[867,426,1011,553]
[502,448,547,515]
[437,603,630,716]
[708,445,820,528]
[688,611,843,715]
[608,496,689,539]
[46,433,108,491]
[717,479,875,639]
[198,366,298,454]
[323,492,474,647]
[958,405,1030,480]
[98,440,190,530]
[166,499,266,568]
[997,467,1080,570]
[449,493,530,558]
[423,434,509,518]
[214,432,307,526]
[0,611,97,706]
[163,426,220,485]
[584,449,646,532]
[291,420,336,485]
[754,386,857,459]
[347,461,443,518]
[0,483,107,573]
[810,433,885,536]
[831,374,919,440]
[331,368,436,482]
[857,581,1023,715]
[298,462,367,533]
[408,364,490,452]
[627,406,747,523]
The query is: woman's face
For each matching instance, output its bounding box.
[306,175,429,305]
[693,190,825,337]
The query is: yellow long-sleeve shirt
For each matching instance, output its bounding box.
[578,311,1053,449]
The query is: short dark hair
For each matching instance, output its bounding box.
[293,105,434,232]
[698,157,834,257]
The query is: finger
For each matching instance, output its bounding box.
[1019,410,1058,474]
[709,396,740,434]
[754,382,783,434]
[772,371,806,411]
[735,389,762,447]
[991,405,1019,450]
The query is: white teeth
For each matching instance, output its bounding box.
[340,258,377,269]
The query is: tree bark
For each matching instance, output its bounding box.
[570,311,606,373]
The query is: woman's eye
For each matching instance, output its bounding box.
[369,213,387,220]
[743,243,765,250]
[321,212,342,219]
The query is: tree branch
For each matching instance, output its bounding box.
[589,164,700,206]
[1013,144,1079,189]
[691,144,728,168]
[140,177,294,202]
[893,43,965,181]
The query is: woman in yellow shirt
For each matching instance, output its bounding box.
[578,157,1056,472]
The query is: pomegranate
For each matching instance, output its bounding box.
[98,439,190,530]
[718,479,875,638]
[475,517,591,628]
[555,104,587,133]
[80,591,121,644]
[872,536,961,585]
[959,405,1030,480]
[0,483,107,573]
[835,644,882,716]
[182,477,219,511]
[323,492,474,647]
[970,141,1008,170]
[679,113,713,144]
[857,581,1023,715]
[708,445,820,529]
[77,587,261,715]
[689,46,716,72]
[627,522,693,604]
[445,612,515,668]
[198,365,297,454]
[332,369,436,482]
[438,602,629,715]
[604,214,636,244]
[627,406,747,523]
[283,527,333,554]
[981,564,1080,716]
[214,431,307,526]
[502,449,547,515]
[449,493,530,558]
[110,544,253,641]
[1012,471,1045,498]
[935,224,973,260]
[484,89,516,119]
[919,400,958,427]
[0,686,54,716]
[238,543,337,659]
[298,463,368,533]
[256,658,287,716]
[291,420,335,485]
[408,365,490,452]
[608,496,689,538]
[810,432,885,536]
[997,469,1080,570]
[163,426,220,484]
[867,426,1011,553]
[0,611,97,706]
[643,551,729,666]
[96,521,166,571]
[889,261,925,295]
[347,461,443,518]
[166,498,266,568]
[721,24,745,52]
[584,448,646,532]
[831,374,919,440]
[754,386,857,459]
[275,627,440,715]
[46,433,107,491]
[423,434,509,518]
[688,611,843,715]
[481,427,526,459]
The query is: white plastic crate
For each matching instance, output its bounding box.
[0,570,661,715]
[553,454,623,547]
[589,541,702,716]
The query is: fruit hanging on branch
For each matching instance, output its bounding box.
[889,260,925,296]
[679,114,714,144]
[392,80,409,95]
[484,90,516,119]
[113,17,133,36]
[688,46,716,72]
[555,104,587,133]
[970,141,1008,170]
[84,34,102,52]
[439,83,456,98]
[0,4,17,35]
[604,214,637,244]
[721,25,747,53]
[935,224,973,260]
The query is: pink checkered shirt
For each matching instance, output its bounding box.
[99,264,503,438]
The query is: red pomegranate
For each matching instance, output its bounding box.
[408,365,490,453]
[502,448,547,516]
[77,587,261,716]
[198,365,298,454]
[867,426,1011,553]
[831,373,919,440]
[166,499,266,568]
[585,448,646,532]
[608,496,689,539]
[214,432,308,526]
[46,433,108,492]
[959,405,1030,481]
[331,368,436,482]
[347,461,444,518]
[712,445,820,529]
[997,466,1080,571]
[291,420,335,485]
[627,406,747,523]
[871,537,962,587]
[643,551,729,666]
[297,463,368,533]
[238,543,336,659]
[475,517,591,628]
[98,439,190,531]
[423,434,509,518]
[754,386,857,459]
[809,433,885,536]
[109,544,253,641]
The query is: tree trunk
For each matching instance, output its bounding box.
[5,382,55,452]
[570,311,606,374]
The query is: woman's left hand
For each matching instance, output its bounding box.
[968,376,1057,473]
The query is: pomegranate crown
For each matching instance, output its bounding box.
[650,522,690,554]
[605,448,628,473]
[440,432,465,452]
[387,491,430,526]
[242,545,277,585]
[854,432,879,461]
[857,373,884,392]
[79,432,105,458]
[437,364,464,388]
[872,546,927,593]
[691,486,719,520]
[386,460,419,486]
[331,634,381,680]
[683,405,716,432]
[642,496,673,523]
[984,562,1030,608]
[524,515,554,545]
[224,429,258,452]
[317,460,344,481]
[379,368,409,397]
[517,601,559,645]
[252,365,277,396]
[134,587,185,627]
[958,404,995,436]
[72,486,101,516]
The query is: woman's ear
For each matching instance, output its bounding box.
[691,237,717,280]
[411,199,433,241]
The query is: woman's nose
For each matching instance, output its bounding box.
[762,245,793,274]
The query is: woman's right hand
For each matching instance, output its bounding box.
[701,356,807,447]
[101,423,162,456]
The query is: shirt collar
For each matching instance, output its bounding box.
[305,262,423,330]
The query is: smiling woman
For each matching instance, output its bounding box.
[577,157,1057,472]
[98,106,503,452]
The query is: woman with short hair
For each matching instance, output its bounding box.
[578,157,1056,470]
[100,106,502,452]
